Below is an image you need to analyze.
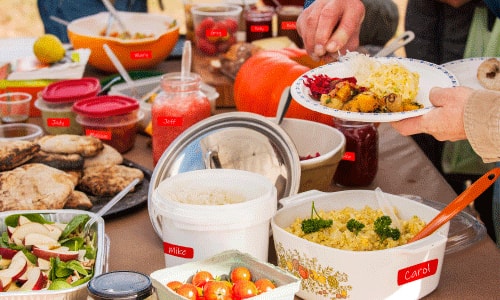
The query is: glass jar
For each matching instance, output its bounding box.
[87,271,157,300]
[333,119,378,187]
[244,5,274,42]
[276,5,303,48]
[152,72,211,165]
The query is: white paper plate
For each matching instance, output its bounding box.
[441,57,493,90]
[291,57,458,122]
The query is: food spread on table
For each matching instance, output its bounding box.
[0,213,97,292]
[0,135,144,212]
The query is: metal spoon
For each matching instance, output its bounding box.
[275,86,292,125]
[83,178,140,235]
[374,30,415,57]
[409,167,500,243]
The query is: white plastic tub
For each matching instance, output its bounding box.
[150,169,277,267]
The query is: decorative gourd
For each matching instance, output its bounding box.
[233,48,334,125]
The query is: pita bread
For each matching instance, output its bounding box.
[37,134,104,157]
[64,190,93,210]
[477,58,500,91]
[0,140,40,171]
[0,163,76,211]
[78,164,144,196]
[84,144,123,168]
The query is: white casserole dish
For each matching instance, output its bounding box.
[271,190,450,300]
[0,209,108,300]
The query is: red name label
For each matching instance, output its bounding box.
[206,29,228,38]
[47,118,70,127]
[250,25,270,33]
[157,116,183,126]
[163,242,194,259]
[280,21,297,30]
[130,50,152,60]
[85,129,112,141]
[342,152,356,161]
[397,259,439,285]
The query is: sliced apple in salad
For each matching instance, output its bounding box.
[0,213,97,292]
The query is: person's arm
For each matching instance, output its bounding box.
[297,0,365,61]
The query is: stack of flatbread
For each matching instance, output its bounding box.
[0,134,144,212]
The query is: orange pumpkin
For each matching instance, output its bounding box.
[233,48,334,126]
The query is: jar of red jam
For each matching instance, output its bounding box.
[244,5,274,42]
[152,72,211,165]
[333,119,378,186]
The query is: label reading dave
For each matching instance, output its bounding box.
[163,242,194,259]
[47,118,70,127]
[157,116,183,126]
[130,50,152,60]
[397,259,439,285]
[85,129,112,141]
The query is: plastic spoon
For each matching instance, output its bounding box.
[409,167,500,243]
[103,43,138,97]
[83,178,140,235]
[181,40,192,80]
[375,187,401,230]
[101,0,131,36]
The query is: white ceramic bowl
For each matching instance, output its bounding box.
[272,190,449,300]
[279,118,345,192]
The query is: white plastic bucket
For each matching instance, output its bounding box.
[151,169,277,267]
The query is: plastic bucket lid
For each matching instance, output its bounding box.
[152,169,277,231]
[73,95,139,117]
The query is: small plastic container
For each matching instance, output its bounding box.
[0,123,43,141]
[36,77,101,135]
[73,95,142,153]
[191,4,242,55]
[88,271,157,300]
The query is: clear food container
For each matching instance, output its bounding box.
[0,209,108,300]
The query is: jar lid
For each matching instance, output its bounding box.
[87,271,153,300]
[42,77,101,103]
[148,112,301,238]
[73,95,139,117]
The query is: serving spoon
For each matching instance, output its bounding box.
[83,178,140,235]
[409,167,500,243]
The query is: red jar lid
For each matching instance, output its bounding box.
[72,95,139,117]
[42,77,101,103]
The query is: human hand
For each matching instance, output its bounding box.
[297,0,365,61]
[391,86,473,141]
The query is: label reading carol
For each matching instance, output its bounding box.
[398,259,439,285]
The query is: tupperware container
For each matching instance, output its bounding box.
[271,190,450,300]
[36,78,101,135]
[0,209,108,300]
[0,123,43,141]
[73,95,142,153]
[150,169,277,267]
[151,250,301,300]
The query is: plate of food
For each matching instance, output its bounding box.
[442,57,500,91]
[291,54,458,122]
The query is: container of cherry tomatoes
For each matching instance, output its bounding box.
[150,250,300,300]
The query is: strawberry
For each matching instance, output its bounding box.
[196,37,218,56]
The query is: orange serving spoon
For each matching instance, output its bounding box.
[410,167,500,243]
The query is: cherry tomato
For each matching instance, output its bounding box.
[176,283,198,300]
[166,280,183,292]
[230,266,252,283]
[203,280,233,300]
[254,278,275,294]
[232,280,258,299]
[192,270,214,288]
